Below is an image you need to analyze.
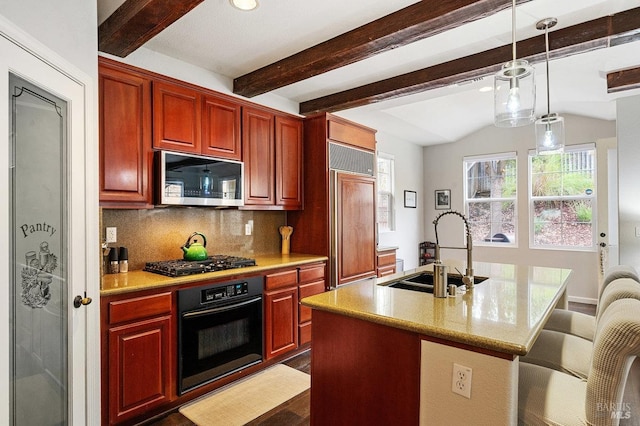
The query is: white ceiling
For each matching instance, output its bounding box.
[98,0,640,146]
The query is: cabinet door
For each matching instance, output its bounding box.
[108,316,172,424]
[243,106,275,205]
[264,287,298,359]
[202,95,241,160]
[153,80,201,153]
[99,62,153,207]
[275,115,303,209]
[337,173,377,285]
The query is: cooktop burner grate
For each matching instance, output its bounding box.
[144,255,256,277]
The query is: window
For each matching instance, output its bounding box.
[377,153,395,232]
[529,144,596,249]
[464,152,517,245]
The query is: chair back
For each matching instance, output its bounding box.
[597,265,640,315]
[596,278,640,324]
[586,298,640,425]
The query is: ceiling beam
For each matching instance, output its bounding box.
[233,0,532,98]
[99,0,205,57]
[300,7,640,116]
[607,66,640,93]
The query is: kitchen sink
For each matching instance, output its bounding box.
[385,272,488,294]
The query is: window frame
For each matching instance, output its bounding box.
[376,151,395,233]
[463,151,518,247]
[528,143,597,252]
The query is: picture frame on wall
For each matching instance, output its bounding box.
[404,190,417,208]
[435,189,451,210]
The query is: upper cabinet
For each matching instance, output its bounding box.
[202,95,242,160]
[152,80,202,154]
[242,107,303,210]
[99,58,153,208]
[99,58,301,210]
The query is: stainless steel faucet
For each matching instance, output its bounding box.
[433,210,475,289]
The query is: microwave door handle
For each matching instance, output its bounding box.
[182,296,262,319]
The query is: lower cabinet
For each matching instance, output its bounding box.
[264,269,299,359]
[377,248,397,277]
[102,292,174,425]
[298,263,326,345]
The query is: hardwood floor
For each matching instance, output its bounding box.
[147,303,640,426]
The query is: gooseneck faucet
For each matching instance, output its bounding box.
[433,210,475,289]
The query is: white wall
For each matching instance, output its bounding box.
[617,95,640,271]
[377,131,424,270]
[0,0,97,79]
[422,114,616,303]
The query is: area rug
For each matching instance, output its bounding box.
[179,364,310,426]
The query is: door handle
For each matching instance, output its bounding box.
[73,292,92,308]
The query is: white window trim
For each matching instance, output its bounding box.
[528,143,597,252]
[377,151,395,233]
[463,152,518,247]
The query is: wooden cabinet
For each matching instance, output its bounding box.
[242,107,303,209]
[202,95,241,160]
[297,263,326,345]
[264,269,299,359]
[102,292,173,425]
[289,113,377,287]
[377,248,397,277]
[152,80,202,153]
[98,58,153,208]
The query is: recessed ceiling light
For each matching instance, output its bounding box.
[479,86,493,92]
[230,0,259,11]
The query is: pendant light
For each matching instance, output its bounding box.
[494,0,536,127]
[535,17,564,154]
[229,0,258,11]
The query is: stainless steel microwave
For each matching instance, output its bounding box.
[157,151,244,207]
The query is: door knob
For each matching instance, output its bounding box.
[73,292,92,308]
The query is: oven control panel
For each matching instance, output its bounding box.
[201,282,248,304]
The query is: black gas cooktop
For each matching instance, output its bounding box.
[144,255,256,277]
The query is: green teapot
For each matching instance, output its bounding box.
[181,232,208,261]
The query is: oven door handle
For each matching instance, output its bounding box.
[182,296,262,319]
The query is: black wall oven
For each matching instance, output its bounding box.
[178,276,263,394]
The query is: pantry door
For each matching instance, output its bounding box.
[0,21,98,425]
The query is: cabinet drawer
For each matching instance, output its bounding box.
[298,264,325,283]
[377,265,397,278]
[109,292,172,325]
[377,251,396,267]
[265,269,298,290]
[299,280,324,323]
[299,321,312,346]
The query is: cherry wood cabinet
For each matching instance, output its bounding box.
[264,269,299,359]
[242,107,303,209]
[102,292,174,425]
[377,247,397,277]
[152,80,202,153]
[98,58,153,208]
[202,94,241,160]
[297,263,326,345]
[289,113,377,286]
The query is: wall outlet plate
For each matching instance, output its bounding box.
[106,227,117,243]
[452,363,472,399]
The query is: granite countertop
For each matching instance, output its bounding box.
[301,261,571,356]
[101,253,327,296]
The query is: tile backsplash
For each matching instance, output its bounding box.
[101,208,286,271]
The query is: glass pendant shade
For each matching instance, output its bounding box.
[494,59,536,127]
[535,114,564,154]
[230,0,258,11]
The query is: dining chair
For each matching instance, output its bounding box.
[518,297,640,426]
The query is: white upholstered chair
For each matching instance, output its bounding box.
[521,278,640,379]
[518,298,640,426]
[544,265,639,341]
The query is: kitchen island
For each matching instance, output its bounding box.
[301,261,570,425]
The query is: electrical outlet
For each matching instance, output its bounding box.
[106,227,117,243]
[245,224,252,236]
[452,363,472,399]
